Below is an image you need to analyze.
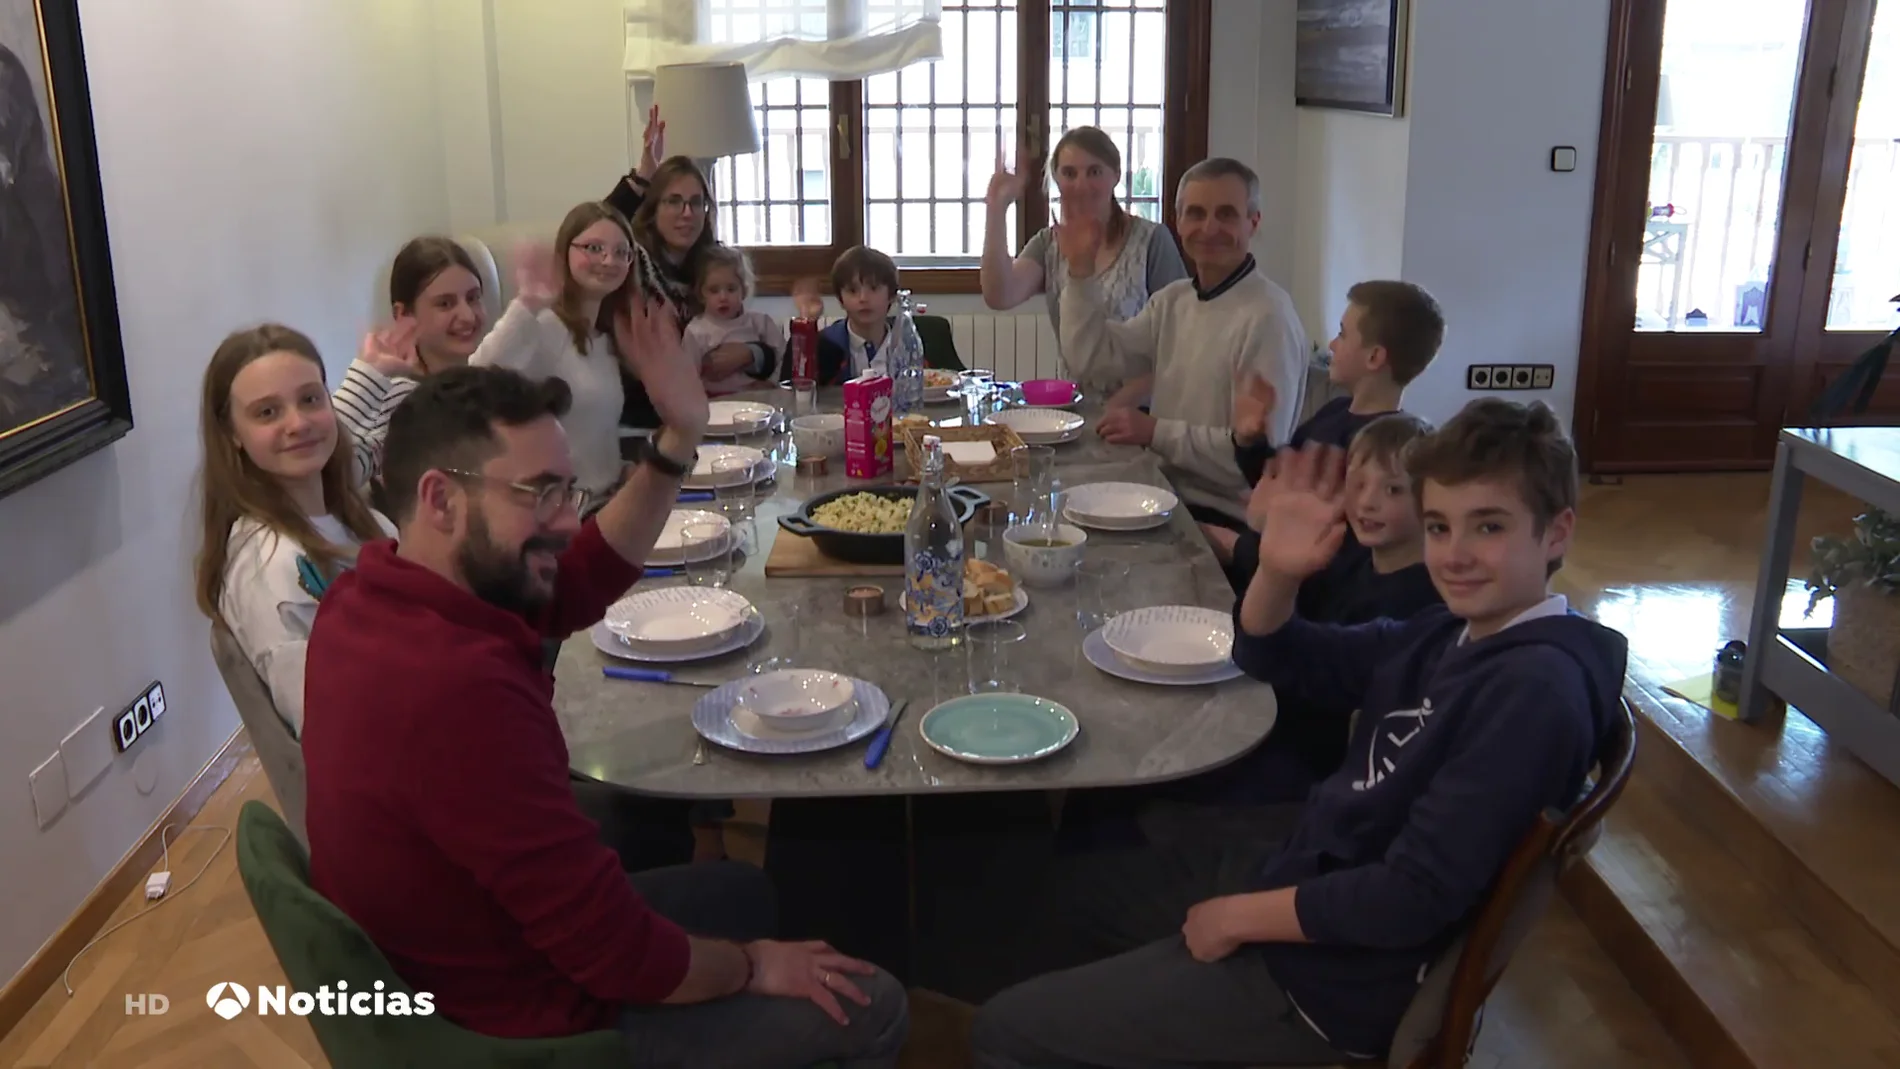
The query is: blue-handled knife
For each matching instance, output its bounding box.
[641,567,682,578]
[677,491,715,503]
[863,700,911,769]
[602,666,719,687]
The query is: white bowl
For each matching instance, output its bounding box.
[735,669,859,734]
[707,400,777,433]
[986,408,1085,444]
[1101,606,1234,675]
[685,444,767,488]
[647,509,731,566]
[1064,482,1180,525]
[790,413,846,460]
[1002,523,1088,588]
[604,587,752,654]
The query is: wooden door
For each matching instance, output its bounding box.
[1577,0,1843,472]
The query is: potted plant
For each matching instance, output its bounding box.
[1807,508,1900,710]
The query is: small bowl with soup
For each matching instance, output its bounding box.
[1002,523,1088,587]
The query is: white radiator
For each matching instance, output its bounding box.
[817,313,1065,381]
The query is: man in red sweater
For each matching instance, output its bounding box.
[301,296,908,1066]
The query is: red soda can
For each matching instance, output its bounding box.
[788,317,818,381]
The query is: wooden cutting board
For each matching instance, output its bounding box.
[763,529,906,577]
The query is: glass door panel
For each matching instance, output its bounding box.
[1826,0,1900,331]
[1637,0,1810,332]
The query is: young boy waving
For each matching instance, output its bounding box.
[972,398,1628,1067]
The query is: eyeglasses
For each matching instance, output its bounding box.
[659,194,711,214]
[443,469,587,521]
[570,241,635,263]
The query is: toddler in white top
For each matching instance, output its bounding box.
[685,246,784,395]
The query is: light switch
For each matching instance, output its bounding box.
[1550,146,1578,172]
[30,754,68,829]
[62,706,114,799]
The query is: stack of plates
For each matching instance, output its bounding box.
[693,675,890,755]
[684,444,775,489]
[1063,482,1179,531]
[985,408,1085,445]
[647,509,731,566]
[591,587,763,663]
[705,401,778,436]
[1085,605,1242,686]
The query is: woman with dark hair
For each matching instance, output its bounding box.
[606,106,779,420]
[195,325,394,738]
[333,237,489,489]
[980,126,1190,392]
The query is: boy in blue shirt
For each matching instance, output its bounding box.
[973,398,1627,1067]
[791,246,903,385]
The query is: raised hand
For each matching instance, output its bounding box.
[1250,442,1349,579]
[1054,209,1104,279]
[358,319,421,379]
[985,148,1026,213]
[744,940,879,1026]
[615,293,707,436]
[513,242,561,311]
[637,104,666,179]
[1232,370,1278,445]
[789,277,826,320]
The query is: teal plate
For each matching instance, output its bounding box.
[917,694,1080,764]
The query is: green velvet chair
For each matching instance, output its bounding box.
[235,800,627,1068]
[914,314,967,372]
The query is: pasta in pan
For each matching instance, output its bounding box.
[809,493,912,534]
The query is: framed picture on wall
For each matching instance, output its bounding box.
[1295,0,1408,117]
[0,0,132,502]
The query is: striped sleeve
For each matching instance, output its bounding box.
[332,359,419,488]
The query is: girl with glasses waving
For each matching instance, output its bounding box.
[607,107,780,423]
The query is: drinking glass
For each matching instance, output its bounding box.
[712,457,758,555]
[791,377,818,419]
[1076,557,1131,634]
[1011,445,1058,529]
[960,369,996,426]
[682,522,732,588]
[967,620,1028,694]
[749,599,803,675]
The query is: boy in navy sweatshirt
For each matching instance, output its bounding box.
[973,398,1627,1067]
[790,246,904,385]
[1211,280,1444,592]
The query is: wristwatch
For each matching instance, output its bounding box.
[638,432,695,478]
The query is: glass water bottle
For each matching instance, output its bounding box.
[905,435,965,650]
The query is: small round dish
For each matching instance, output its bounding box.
[917,694,1080,764]
[734,669,859,735]
[1101,605,1235,676]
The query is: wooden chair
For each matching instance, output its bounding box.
[210,625,308,850]
[1320,695,1639,1068]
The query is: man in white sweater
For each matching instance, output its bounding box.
[1058,158,1308,526]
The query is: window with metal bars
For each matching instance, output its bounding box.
[702,0,1208,293]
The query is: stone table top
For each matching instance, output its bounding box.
[557,387,1276,798]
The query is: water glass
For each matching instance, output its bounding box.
[749,600,803,675]
[1077,557,1131,633]
[967,620,1028,694]
[791,377,818,419]
[960,370,996,425]
[713,457,756,515]
[1011,445,1058,528]
[683,522,732,588]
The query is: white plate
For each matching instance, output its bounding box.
[985,408,1086,445]
[604,587,753,652]
[1102,605,1235,675]
[647,509,732,566]
[693,678,890,755]
[899,585,1029,623]
[590,612,765,664]
[1062,505,1172,532]
[1065,482,1181,525]
[683,444,770,489]
[705,401,778,435]
[1083,626,1243,686]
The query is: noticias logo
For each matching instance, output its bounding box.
[204,980,434,1020]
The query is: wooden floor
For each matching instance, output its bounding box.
[1,471,1873,1068]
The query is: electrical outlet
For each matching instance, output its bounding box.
[1511,365,1534,388]
[30,754,68,829]
[1467,365,1493,390]
[61,706,114,798]
[112,681,165,754]
[1531,364,1554,389]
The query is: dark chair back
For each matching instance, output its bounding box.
[1382,694,1639,1068]
[914,314,967,371]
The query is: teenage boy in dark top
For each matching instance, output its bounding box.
[973,398,1628,1067]
[1208,280,1446,593]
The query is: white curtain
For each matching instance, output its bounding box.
[624,0,942,82]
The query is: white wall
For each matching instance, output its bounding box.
[1207,0,1299,291]
[1290,108,1411,349]
[1395,0,1611,426]
[0,0,448,982]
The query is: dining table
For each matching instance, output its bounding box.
[562,384,1279,998]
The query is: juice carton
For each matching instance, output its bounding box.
[843,372,894,479]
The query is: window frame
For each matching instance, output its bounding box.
[733,0,1211,294]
